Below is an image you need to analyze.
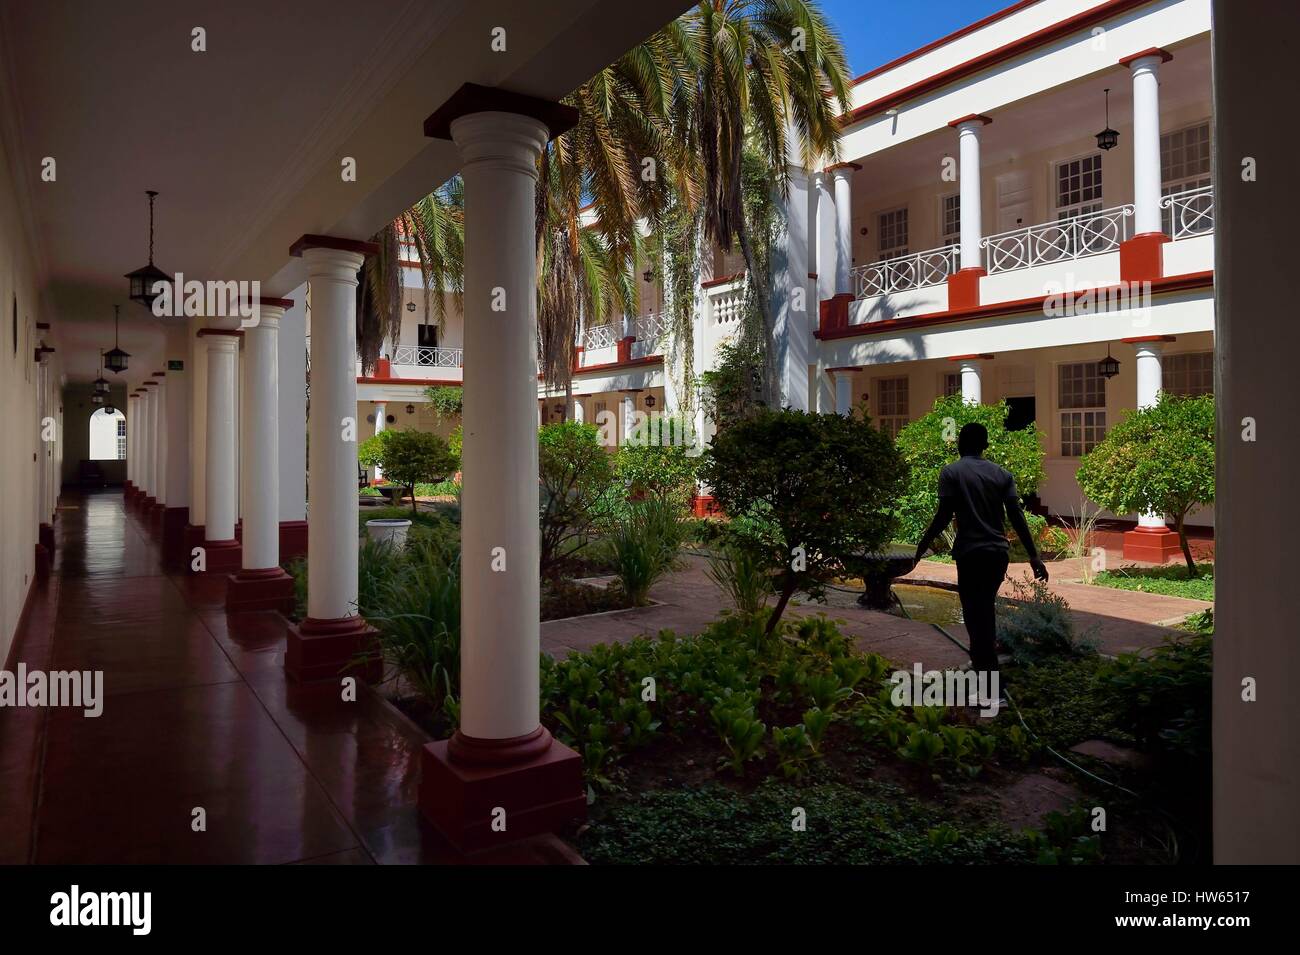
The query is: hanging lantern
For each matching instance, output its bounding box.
[1098,345,1121,380]
[644,394,657,408]
[91,393,104,405]
[104,305,131,373]
[1095,88,1119,152]
[93,348,110,394]
[103,403,116,415]
[124,190,171,308]
[405,403,415,415]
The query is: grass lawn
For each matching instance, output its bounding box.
[1093,563,1214,601]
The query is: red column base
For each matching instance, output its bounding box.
[123,481,135,502]
[38,523,55,555]
[285,615,382,683]
[817,292,855,334]
[279,521,309,563]
[946,267,986,309]
[34,543,51,581]
[418,726,586,854]
[161,507,190,567]
[202,538,243,575]
[182,524,205,572]
[1119,232,1169,282]
[1122,526,1182,563]
[691,494,719,518]
[226,567,296,614]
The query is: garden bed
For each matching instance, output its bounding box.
[1091,564,1214,601]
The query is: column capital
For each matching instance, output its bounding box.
[423,83,578,142]
[247,298,289,330]
[948,113,993,129]
[1119,47,1173,68]
[1121,335,1176,345]
[948,353,994,363]
[824,161,862,176]
[288,234,378,259]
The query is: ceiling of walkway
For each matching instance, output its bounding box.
[0,0,692,385]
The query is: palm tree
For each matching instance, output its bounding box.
[680,0,852,403]
[356,179,464,375]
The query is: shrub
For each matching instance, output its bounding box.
[698,336,765,431]
[1100,629,1211,763]
[893,395,1045,546]
[423,384,463,419]
[704,544,772,618]
[609,498,685,605]
[357,429,459,518]
[699,408,907,632]
[1076,392,1214,575]
[611,430,700,517]
[539,421,616,577]
[996,576,1098,665]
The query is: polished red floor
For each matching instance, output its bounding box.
[1,490,578,864]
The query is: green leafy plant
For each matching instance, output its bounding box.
[711,695,766,776]
[609,498,685,605]
[996,576,1098,665]
[1100,629,1211,764]
[357,429,459,517]
[612,429,700,517]
[423,385,463,419]
[771,724,814,778]
[704,544,773,619]
[700,408,908,632]
[539,421,616,578]
[893,395,1046,547]
[1076,392,1214,575]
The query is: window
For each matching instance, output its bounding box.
[942,372,961,398]
[1058,362,1106,457]
[1161,122,1211,235]
[878,208,908,260]
[940,194,960,248]
[1055,154,1104,219]
[1162,351,1213,397]
[417,323,439,349]
[90,408,127,461]
[876,376,909,439]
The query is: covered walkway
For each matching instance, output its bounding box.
[0,490,578,864]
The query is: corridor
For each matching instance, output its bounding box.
[0,491,575,864]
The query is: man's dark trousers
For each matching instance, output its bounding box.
[955,547,1010,676]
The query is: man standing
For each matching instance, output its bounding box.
[913,423,1048,701]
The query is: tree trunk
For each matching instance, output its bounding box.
[766,583,795,634]
[1176,511,1197,576]
[409,483,419,519]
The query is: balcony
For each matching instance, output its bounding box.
[843,186,1214,326]
[390,344,463,369]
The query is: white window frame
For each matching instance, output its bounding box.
[939,192,961,248]
[1057,361,1107,457]
[876,375,909,439]
[877,206,909,261]
[1160,120,1211,235]
[941,371,961,398]
[1054,153,1104,220]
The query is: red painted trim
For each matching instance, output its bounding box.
[289,234,380,258]
[423,83,579,141]
[948,113,993,127]
[196,327,244,338]
[35,322,50,330]
[701,271,745,289]
[823,161,863,173]
[1120,334,1176,343]
[1118,46,1173,66]
[568,354,663,376]
[152,371,166,376]
[947,353,995,361]
[850,0,1041,85]
[256,296,294,309]
[826,365,864,373]
[815,271,1213,341]
[842,0,1160,126]
[357,376,460,386]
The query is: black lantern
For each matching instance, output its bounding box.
[93,349,110,394]
[104,306,130,373]
[644,394,657,408]
[103,403,116,415]
[405,403,415,415]
[125,190,171,308]
[1098,345,1121,380]
[91,393,104,405]
[405,302,416,312]
[1095,88,1119,152]
[642,269,654,283]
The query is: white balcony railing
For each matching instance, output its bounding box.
[391,344,463,368]
[582,322,620,350]
[852,245,958,297]
[707,278,745,325]
[1161,185,1214,240]
[634,312,665,347]
[981,204,1134,275]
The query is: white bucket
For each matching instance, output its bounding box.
[366,518,412,547]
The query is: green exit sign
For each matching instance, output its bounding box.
[168,359,184,371]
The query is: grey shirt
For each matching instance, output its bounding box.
[938,455,1019,559]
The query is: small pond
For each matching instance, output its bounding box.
[889,583,965,628]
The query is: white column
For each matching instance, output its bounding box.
[153,376,167,506]
[1134,340,1165,529]
[164,328,190,509]
[453,110,549,741]
[303,246,367,622]
[204,333,240,543]
[141,388,155,499]
[959,359,983,404]
[621,394,636,445]
[240,302,285,570]
[954,117,989,271]
[126,394,136,490]
[372,400,387,482]
[1127,51,1170,236]
[830,164,857,295]
[834,371,854,416]
[188,322,208,528]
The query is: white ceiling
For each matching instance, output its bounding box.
[0,0,693,385]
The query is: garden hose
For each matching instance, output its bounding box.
[887,586,1141,798]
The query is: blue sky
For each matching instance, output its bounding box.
[817,0,1014,78]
